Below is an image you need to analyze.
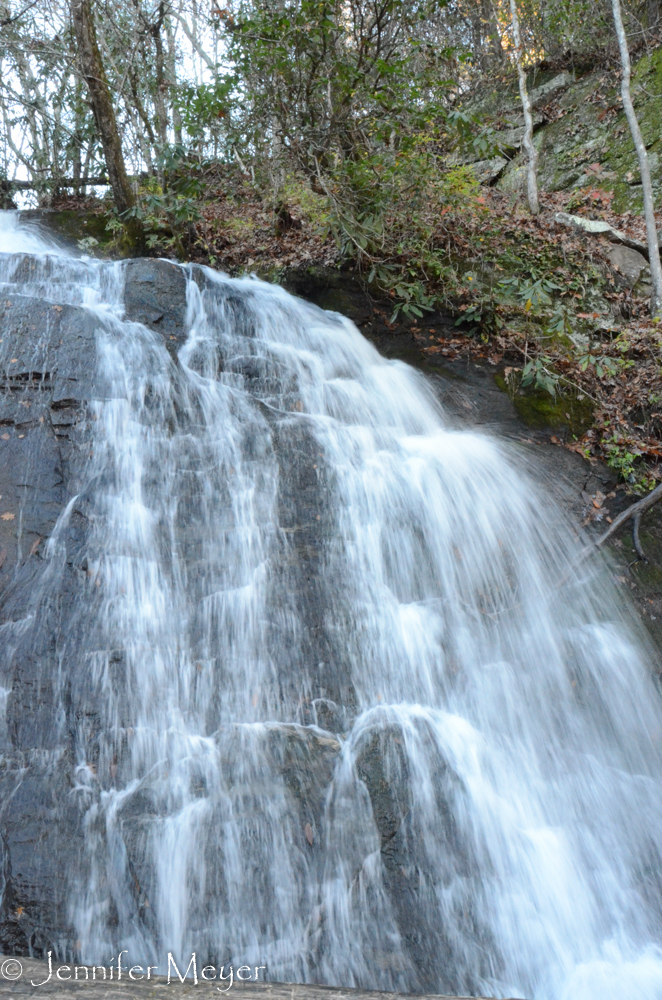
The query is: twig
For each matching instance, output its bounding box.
[632,510,648,562]
[589,480,662,554]
[0,0,41,27]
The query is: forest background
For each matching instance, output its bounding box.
[2,0,662,491]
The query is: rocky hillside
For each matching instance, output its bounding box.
[463,46,662,213]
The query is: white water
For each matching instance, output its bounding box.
[2,212,662,999]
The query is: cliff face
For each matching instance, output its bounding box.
[461,46,662,213]
[0,258,176,956]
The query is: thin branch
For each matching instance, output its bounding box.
[592,480,662,551]
[0,0,41,27]
[632,511,648,562]
[3,176,109,189]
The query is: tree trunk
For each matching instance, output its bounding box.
[509,0,539,215]
[611,0,662,317]
[71,0,136,217]
[151,9,169,152]
[484,0,505,67]
[166,18,183,148]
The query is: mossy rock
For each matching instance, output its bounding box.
[494,373,594,435]
[19,209,111,248]
[494,47,662,211]
[18,208,148,258]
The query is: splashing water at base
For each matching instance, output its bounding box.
[1,211,662,1000]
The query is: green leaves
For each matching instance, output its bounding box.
[176,78,236,140]
[578,354,619,378]
[454,303,483,333]
[498,274,561,310]
[447,111,505,161]
[389,280,435,323]
[521,356,561,396]
[223,1,473,321]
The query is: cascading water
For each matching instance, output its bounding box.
[1,211,662,1000]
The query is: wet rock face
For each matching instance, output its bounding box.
[1,251,658,991]
[0,288,97,583]
[123,258,189,358]
[0,262,100,956]
[354,726,495,996]
[0,256,359,963]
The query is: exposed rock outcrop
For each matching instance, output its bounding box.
[461,48,662,212]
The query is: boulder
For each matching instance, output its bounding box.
[607,245,649,288]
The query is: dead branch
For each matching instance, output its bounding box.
[2,177,109,190]
[592,480,662,552]
[632,510,647,562]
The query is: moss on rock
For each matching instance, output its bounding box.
[19,208,112,249]
[490,47,662,212]
[495,373,594,435]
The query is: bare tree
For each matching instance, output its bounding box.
[509,0,539,215]
[71,0,136,216]
[611,0,662,317]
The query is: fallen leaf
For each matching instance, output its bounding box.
[1,512,14,521]
[304,823,314,846]
[29,537,41,556]
[1,433,8,440]
[9,359,17,364]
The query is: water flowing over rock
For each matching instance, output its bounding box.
[1,211,662,1000]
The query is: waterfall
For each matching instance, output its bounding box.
[1,211,662,1000]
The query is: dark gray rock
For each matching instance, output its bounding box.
[607,245,649,288]
[123,259,189,359]
[354,726,495,997]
